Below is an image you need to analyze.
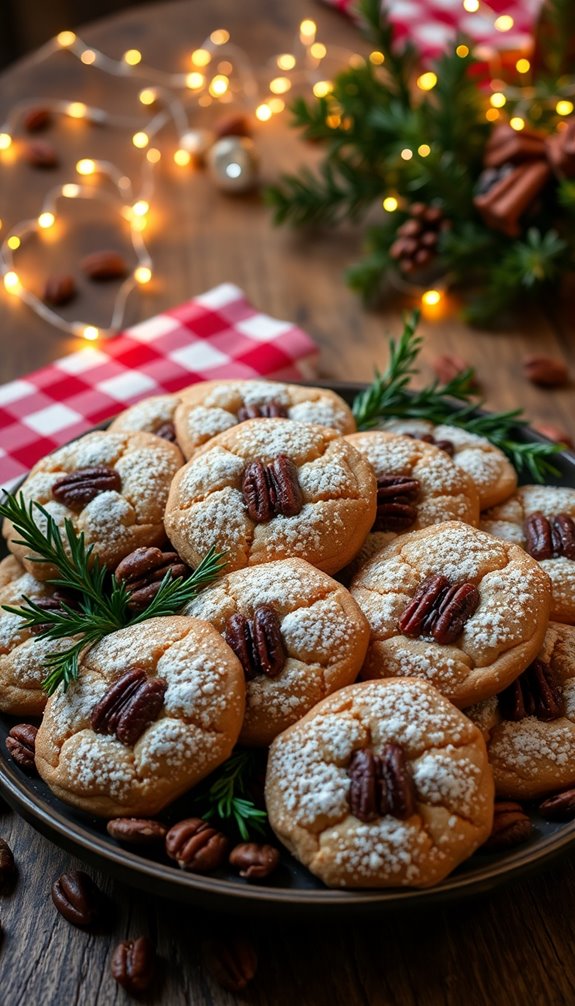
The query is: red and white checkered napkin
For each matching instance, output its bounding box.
[322,0,543,61]
[0,284,318,490]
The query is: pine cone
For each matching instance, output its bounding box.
[390,203,449,275]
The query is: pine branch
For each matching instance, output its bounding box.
[194,750,268,840]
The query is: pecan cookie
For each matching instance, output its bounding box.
[379,419,517,509]
[3,431,183,580]
[467,623,575,799]
[35,616,245,817]
[265,678,494,888]
[164,418,377,575]
[173,379,356,458]
[343,431,480,568]
[185,558,370,745]
[109,394,179,444]
[351,521,551,708]
[480,485,575,624]
[0,556,76,715]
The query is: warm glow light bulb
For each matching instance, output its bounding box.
[463,0,479,11]
[267,97,284,114]
[83,325,99,341]
[300,19,317,41]
[38,211,55,229]
[556,100,574,116]
[123,49,142,65]
[417,71,437,91]
[57,30,76,47]
[0,133,12,151]
[186,72,204,90]
[418,143,431,157]
[76,158,96,175]
[191,48,211,67]
[62,183,80,198]
[174,148,191,166]
[67,102,87,119]
[490,92,507,107]
[310,42,327,60]
[7,235,20,250]
[132,200,149,217]
[383,196,398,212]
[209,74,229,97]
[81,49,96,65]
[485,108,500,121]
[134,265,152,284]
[369,51,385,65]
[494,15,514,31]
[516,58,530,73]
[270,76,291,94]
[312,80,332,98]
[210,29,230,45]
[3,271,21,293]
[510,116,525,131]
[277,54,296,71]
[139,88,157,105]
[132,131,149,148]
[401,148,413,160]
[456,44,469,57]
[255,103,272,122]
[422,289,442,306]
[147,148,161,163]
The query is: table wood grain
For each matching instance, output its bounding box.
[0,2,574,1004]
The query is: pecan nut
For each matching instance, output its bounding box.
[241,454,303,523]
[432,354,479,389]
[5,723,38,771]
[229,842,280,880]
[165,817,229,872]
[539,787,575,821]
[398,574,479,644]
[348,749,380,822]
[406,432,455,457]
[112,936,156,994]
[24,139,59,168]
[106,817,168,846]
[114,547,189,612]
[43,274,77,307]
[398,574,450,637]
[430,582,480,645]
[81,250,130,280]
[30,593,76,634]
[348,743,417,821]
[373,474,420,532]
[203,935,258,992]
[551,514,575,560]
[52,465,122,510]
[0,838,15,886]
[224,605,286,679]
[237,401,288,422]
[482,801,532,851]
[154,420,177,442]
[23,106,53,132]
[90,668,167,746]
[524,512,575,560]
[499,658,564,722]
[523,354,569,388]
[51,870,101,927]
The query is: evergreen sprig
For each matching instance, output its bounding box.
[352,313,562,481]
[0,493,225,694]
[195,750,268,840]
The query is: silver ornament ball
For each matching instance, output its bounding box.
[207,136,259,193]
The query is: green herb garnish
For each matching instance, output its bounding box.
[195,750,268,840]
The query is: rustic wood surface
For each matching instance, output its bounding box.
[1,2,575,1004]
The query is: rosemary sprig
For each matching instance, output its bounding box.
[352,312,562,482]
[0,492,226,694]
[195,750,268,840]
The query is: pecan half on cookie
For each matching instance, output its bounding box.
[52,466,121,510]
[242,454,303,522]
[90,668,167,746]
[224,606,286,680]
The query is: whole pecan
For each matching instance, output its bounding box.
[114,547,189,612]
[482,801,532,851]
[539,788,575,821]
[52,465,122,510]
[51,870,101,927]
[5,723,38,771]
[154,420,177,442]
[523,354,569,388]
[106,817,168,846]
[111,936,156,994]
[43,274,76,307]
[90,668,167,746]
[203,934,258,993]
[0,838,15,886]
[24,139,59,168]
[165,817,229,872]
[214,113,252,139]
[499,658,564,722]
[551,515,575,560]
[241,454,303,523]
[348,743,417,821]
[398,574,479,644]
[224,605,286,680]
[229,842,280,880]
[23,106,53,132]
[406,432,455,457]
[81,250,129,281]
[431,354,479,390]
[30,594,75,634]
[524,513,553,560]
[373,474,420,532]
[237,401,288,422]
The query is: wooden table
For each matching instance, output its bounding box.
[1,2,575,1004]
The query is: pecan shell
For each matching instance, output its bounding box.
[114,546,189,612]
[111,936,156,994]
[482,801,532,851]
[539,788,575,821]
[5,723,38,772]
[90,668,167,746]
[499,658,564,722]
[237,401,288,421]
[52,465,121,510]
[51,870,101,927]
[165,817,229,872]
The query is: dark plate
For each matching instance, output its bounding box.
[1,382,574,916]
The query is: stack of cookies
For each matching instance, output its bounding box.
[2,378,574,890]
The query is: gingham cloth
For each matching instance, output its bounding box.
[323,0,543,61]
[0,283,318,490]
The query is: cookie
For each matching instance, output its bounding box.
[109,394,179,444]
[3,431,183,579]
[480,485,575,624]
[0,556,75,715]
[343,431,480,569]
[380,419,517,509]
[164,418,377,575]
[467,623,575,799]
[265,678,494,888]
[35,616,245,817]
[185,558,370,745]
[351,521,551,708]
[173,379,356,458]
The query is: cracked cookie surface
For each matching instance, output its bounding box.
[351,521,551,708]
[265,678,494,888]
